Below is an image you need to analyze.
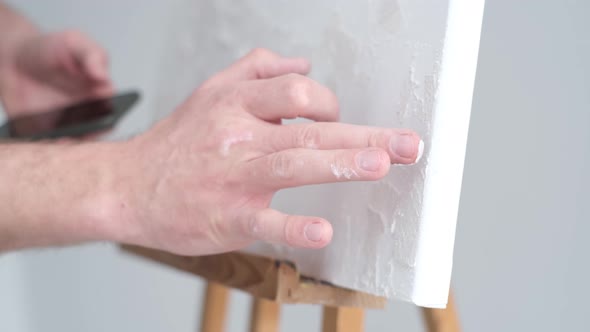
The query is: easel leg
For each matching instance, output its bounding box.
[322,306,364,332]
[249,298,281,332]
[200,282,230,332]
[421,291,460,332]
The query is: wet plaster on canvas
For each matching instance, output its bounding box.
[151,0,483,307]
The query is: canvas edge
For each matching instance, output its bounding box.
[410,0,486,308]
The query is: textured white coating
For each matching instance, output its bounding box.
[330,163,359,180]
[415,139,425,163]
[153,0,484,307]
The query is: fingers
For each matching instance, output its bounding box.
[60,31,113,97]
[208,48,310,85]
[239,73,339,122]
[264,123,423,165]
[80,52,109,82]
[243,148,391,190]
[59,30,110,82]
[241,209,332,249]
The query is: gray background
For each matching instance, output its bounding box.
[1,0,589,331]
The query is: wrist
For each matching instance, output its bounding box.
[0,140,141,250]
[73,140,143,246]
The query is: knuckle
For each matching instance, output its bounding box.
[247,48,277,78]
[367,130,381,147]
[269,153,296,181]
[283,216,301,247]
[326,90,340,118]
[284,74,312,111]
[368,129,393,149]
[246,212,266,239]
[248,48,274,61]
[59,30,83,44]
[296,124,322,149]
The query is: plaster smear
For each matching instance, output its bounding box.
[152,0,485,307]
[331,162,359,180]
[219,132,253,156]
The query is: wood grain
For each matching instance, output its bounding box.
[249,298,281,332]
[199,282,230,332]
[321,306,365,332]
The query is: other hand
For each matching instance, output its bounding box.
[0,30,113,118]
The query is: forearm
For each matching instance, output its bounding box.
[0,141,131,251]
[0,3,39,60]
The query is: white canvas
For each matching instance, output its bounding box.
[152,0,484,308]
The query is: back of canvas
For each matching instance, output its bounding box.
[154,0,484,307]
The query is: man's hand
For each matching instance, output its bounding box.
[110,49,423,255]
[0,30,113,117]
[0,49,422,254]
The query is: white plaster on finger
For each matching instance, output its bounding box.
[330,162,359,180]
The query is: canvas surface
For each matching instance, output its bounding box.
[152,0,484,307]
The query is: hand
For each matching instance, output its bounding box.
[114,49,422,256]
[0,30,113,118]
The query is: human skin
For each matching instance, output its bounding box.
[0,5,112,117]
[0,5,422,255]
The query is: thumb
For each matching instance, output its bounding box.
[76,50,109,83]
[241,208,333,249]
[59,30,109,82]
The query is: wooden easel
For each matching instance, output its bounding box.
[122,245,460,332]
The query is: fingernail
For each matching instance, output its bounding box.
[356,150,382,172]
[390,134,417,159]
[304,222,325,242]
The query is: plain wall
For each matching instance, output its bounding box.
[1,1,589,331]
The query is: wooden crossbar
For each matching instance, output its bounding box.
[121,245,460,332]
[122,245,386,309]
